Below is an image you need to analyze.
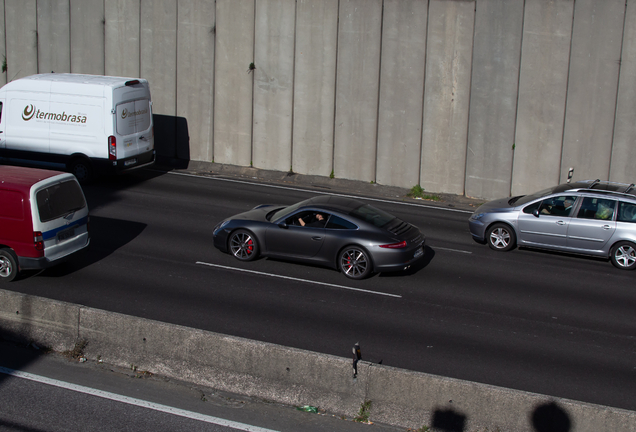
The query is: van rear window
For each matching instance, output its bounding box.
[36,180,86,223]
[116,99,151,136]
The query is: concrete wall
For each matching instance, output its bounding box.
[37,0,71,74]
[3,288,636,431]
[611,0,636,183]
[2,0,636,200]
[5,0,38,81]
[511,0,574,196]
[252,0,295,173]
[291,0,338,177]
[70,0,105,75]
[0,0,5,86]
[465,0,524,199]
[333,0,382,183]
[176,0,215,162]
[420,0,474,196]
[560,0,625,184]
[105,0,140,78]
[376,0,428,189]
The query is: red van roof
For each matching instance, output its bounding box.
[0,166,66,194]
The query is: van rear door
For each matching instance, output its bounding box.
[32,177,89,262]
[115,98,152,160]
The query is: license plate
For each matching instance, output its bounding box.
[125,158,137,166]
[57,228,75,242]
[414,246,424,258]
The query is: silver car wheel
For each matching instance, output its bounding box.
[611,242,636,270]
[490,229,509,248]
[230,230,258,261]
[339,247,371,280]
[487,223,516,252]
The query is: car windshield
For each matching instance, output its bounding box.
[349,204,395,228]
[268,199,312,222]
[513,186,561,207]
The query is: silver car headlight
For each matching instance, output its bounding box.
[470,213,485,221]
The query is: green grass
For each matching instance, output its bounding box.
[407,184,441,201]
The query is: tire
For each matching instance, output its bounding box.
[0,249,18,282]
[610,241,636,270]
[229,230,259,261]
[69,159,93,184]
[339,246,372,280]
[487,223,516,252]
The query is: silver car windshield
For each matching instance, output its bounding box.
[512,186,560,207]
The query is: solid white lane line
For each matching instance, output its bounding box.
[0,367,279,432]
[166,171,473,214]
[196,262,402,298]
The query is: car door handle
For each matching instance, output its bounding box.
[311,236,322,241]
[556,220,565,225]
[602,225,611,230]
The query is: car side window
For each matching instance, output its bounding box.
[289,211,329,228]
[576,197,616,221]
[537,195,577,217]
[326,215,358,230]
[523,201,541,214]
[617,201,636,223]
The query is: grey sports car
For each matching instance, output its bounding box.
[213,195,426,279]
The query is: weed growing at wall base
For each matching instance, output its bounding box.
[408,184,441,201]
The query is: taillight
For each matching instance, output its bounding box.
[379,240,407,249]
[108,136,117,160]
[34,231,44,251]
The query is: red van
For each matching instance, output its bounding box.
[0,166,90,281]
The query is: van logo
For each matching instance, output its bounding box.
[121,107,147,119]
[21,104,88,124]
[22,104,35,121]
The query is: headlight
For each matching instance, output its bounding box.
[214,220,231,233]
[470,213,485,221]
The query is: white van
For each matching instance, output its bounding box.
[0,73,155,182]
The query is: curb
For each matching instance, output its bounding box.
[1,289,634,431]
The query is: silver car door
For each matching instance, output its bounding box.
[517,196,577,248]
[567,197,617,252]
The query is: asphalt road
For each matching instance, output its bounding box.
[4,168,636,412]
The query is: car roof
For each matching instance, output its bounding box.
[555,179,636,200]
[303,195,364,213]
[0,166,67,194]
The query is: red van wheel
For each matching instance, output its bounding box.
[0,249,18,282]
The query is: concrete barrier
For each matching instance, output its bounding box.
[2,288,636,431]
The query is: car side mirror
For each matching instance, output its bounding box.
[278,222,288,229]
[532,209,540,218]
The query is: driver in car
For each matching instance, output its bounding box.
[299,213,326,228]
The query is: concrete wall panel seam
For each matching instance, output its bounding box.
[608,1,630,178]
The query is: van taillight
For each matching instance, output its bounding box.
[108,136,116,160]
[34,231,44,251]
